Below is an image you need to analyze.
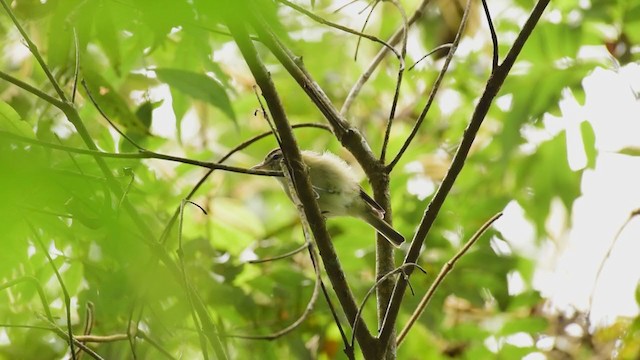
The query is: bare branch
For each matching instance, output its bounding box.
[408,44,453,71]
[226,8,377,357]
[341,0,434,116]
[387,0,473,171]
[587,208,640,325]
[377,0,551,348]
[72,27,80,103]
[248,242,309,264]
[350,263,426,351]
[396,212,503,345]
[226,160,321,340]
[275,0,401,60]
[380,0,408,163]
[0,130,282,177]
[81,79,145,151]
[481,0,499,72]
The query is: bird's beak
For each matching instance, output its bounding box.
[251,161,268,171]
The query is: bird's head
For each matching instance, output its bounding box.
[252,148,285,171]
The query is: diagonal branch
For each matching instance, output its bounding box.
[377,0,552,348]
[224,6,377,358]
[396,212,503,344]
[275,0,401,60]
[341,0,433,116]
[0,130,281,177]
[387,0,473,171]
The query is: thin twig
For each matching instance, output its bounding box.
[320,278,355,360]
[396,212,503,345]
[275,0,401,60]
[75,302,95,360]
[177,200,210,360]
[355,0,381,61]
[350,263,426,350]
[72,27,80,103]
[481,0,499,72]
[0,130,281,177]
[0,0,68,101]
[36,314,104,360]
[81,80,145,151]
[248,242,310,264]
[408,44,453,71]
[380,0,408,162]
[28,224,77,360]
[387,0,473,171]
[587,208,640,325]
[341,0,434,116]
[377,0,551,348]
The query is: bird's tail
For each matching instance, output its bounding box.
[361,211,405,247]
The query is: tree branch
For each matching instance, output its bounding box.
[387,0,472,171]
[340,0,433,116]
[0,130,281,177]
[377,0,551,348]
[396,212,502,345]
[224,5,377,357]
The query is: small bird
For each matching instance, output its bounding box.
[252,149,405,247]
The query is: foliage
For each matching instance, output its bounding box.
[0,0,637,359]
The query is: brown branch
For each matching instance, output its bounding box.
[275,0,401,60]
[227,159,321,341]
[35,314,104,360]
[349,263,426,350]
[224,6,377,357]
[380,0,408,163]
[0,130,281,177]
[387,0,473,171]
[481,0,499,72]
[396,212,503,345]
[340,0,433,116]
[377,0,551,348]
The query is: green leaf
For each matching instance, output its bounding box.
[0,101,33,137]
[155,68,236,122]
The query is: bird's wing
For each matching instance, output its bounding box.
[359,188,385,218]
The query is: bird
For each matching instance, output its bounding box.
[252,148,405,247]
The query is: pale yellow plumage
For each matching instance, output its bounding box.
[253,149,405,247]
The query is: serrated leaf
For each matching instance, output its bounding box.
[155,68,236,122]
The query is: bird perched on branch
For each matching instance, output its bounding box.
[252,149,405,247]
